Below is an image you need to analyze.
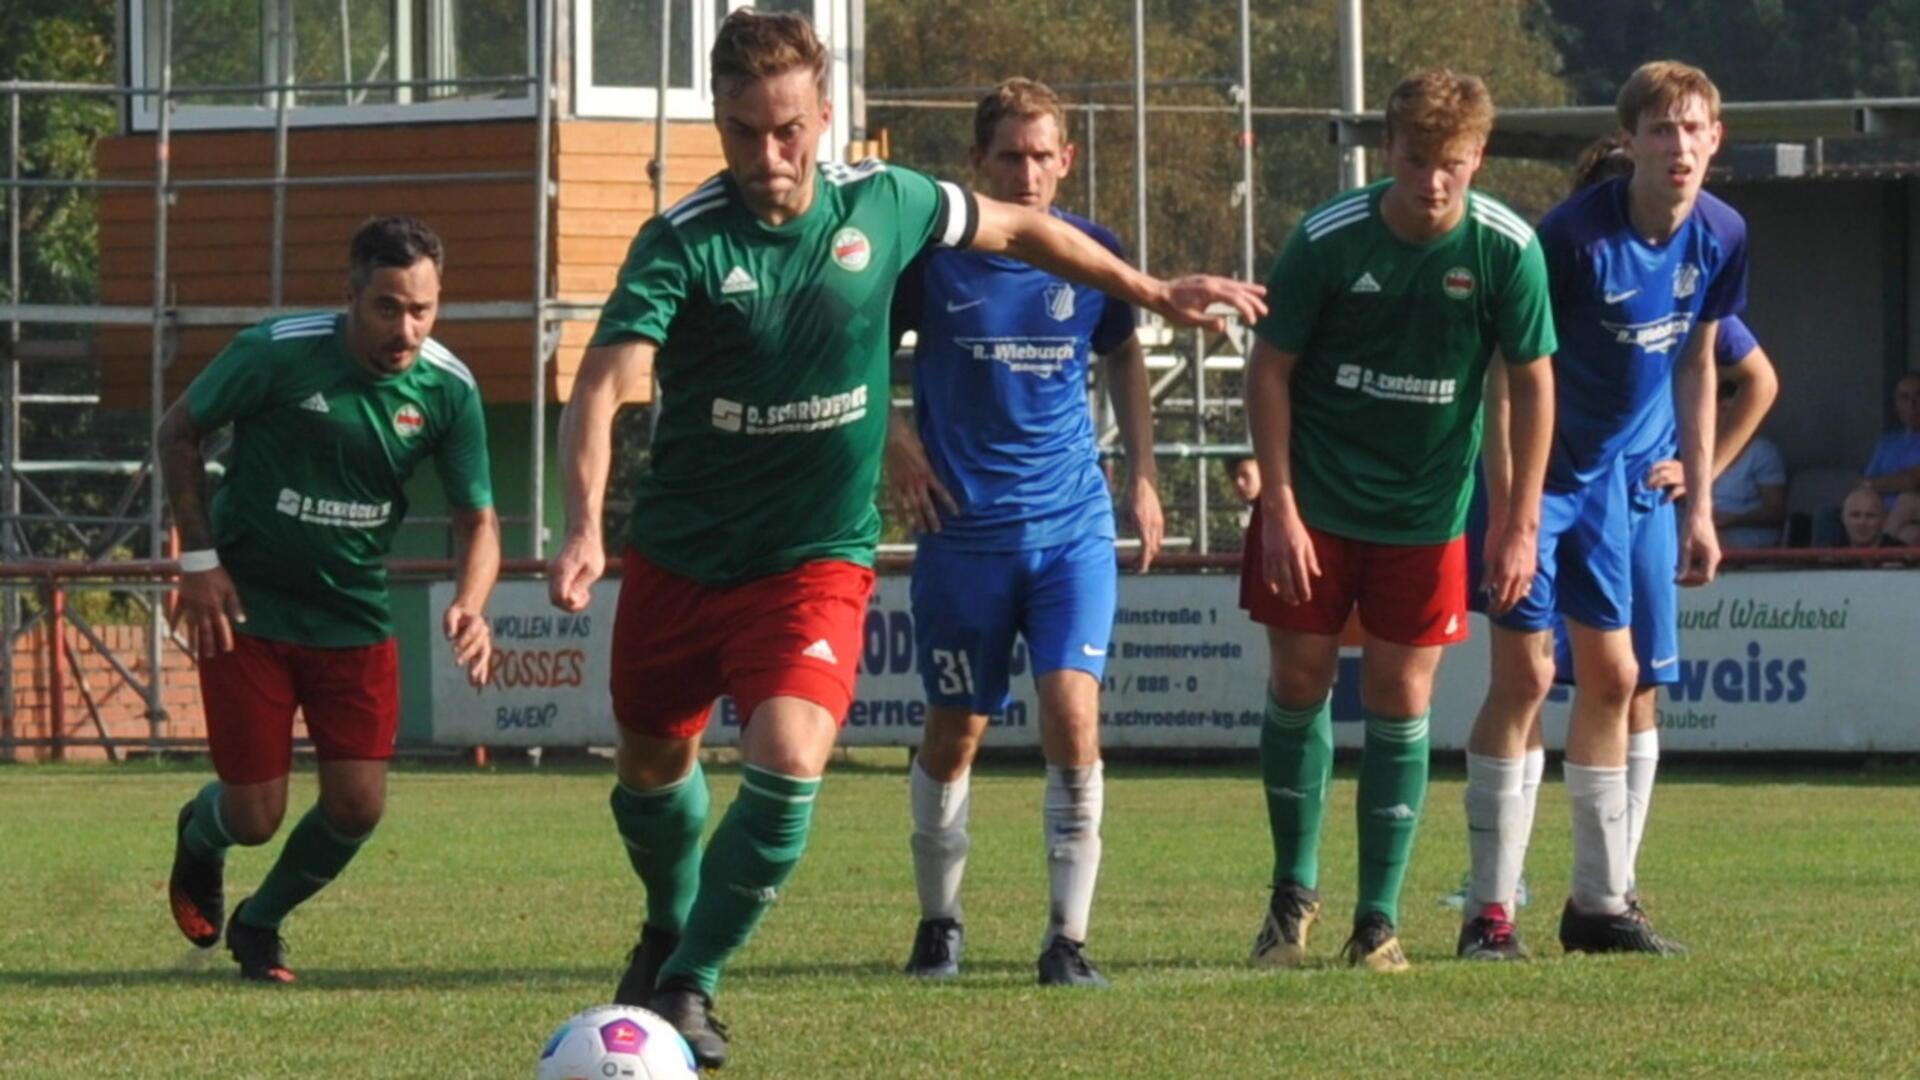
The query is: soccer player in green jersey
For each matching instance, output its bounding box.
[1239,68,1556,972]
[545,10,1262,1068]
[161,216,500,983]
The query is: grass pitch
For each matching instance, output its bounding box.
[2,756,1916,1077]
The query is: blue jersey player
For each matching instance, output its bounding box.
[888,78,1164,989]
[1460,63,1752,961]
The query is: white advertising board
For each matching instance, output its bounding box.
[429,569,1920,753]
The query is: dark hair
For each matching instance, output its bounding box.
[1570,132,1633,193]
[348,215,444,291]
[710,8,828,99]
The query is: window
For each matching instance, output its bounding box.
[573,0,848,159]
[129,0,536,130]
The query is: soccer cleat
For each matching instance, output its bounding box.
[1342,912,1411,972]
[1441,871,1530,910]
[168,801,225,949]
[1249,882,1320,968]
[613,923,681,1006]
[1036,935,1110,989]
[649,981,730,1070]
[1457,903,1531,961]
[903,917,964,979]
[1558,898,1688,956]
[225,899,295,983]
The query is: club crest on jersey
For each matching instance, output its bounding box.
[1442,266,1475,300]
[831,227,871,272]
[1044,282,1076,322]
[1673,264,1701,299]
[392,403,425,438]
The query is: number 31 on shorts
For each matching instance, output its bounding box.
[930,649,975,696]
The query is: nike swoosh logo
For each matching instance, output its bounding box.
[1605,810,1628,823]
[1081,644,1105,657]
[1604,288,1639,304]
[1650,656,1678,670]
[946,298,985,313]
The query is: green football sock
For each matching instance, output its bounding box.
[1261,693,1333,891]
[610,764,711,937]
[237,805,369,930]
[658,765,820,998]
[1356,711,1431,925]
[181,780,236,862]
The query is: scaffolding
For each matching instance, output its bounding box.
[1,0,564,756]
[1,0,1368,757]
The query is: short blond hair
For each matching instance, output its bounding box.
[1383,67,1494,150]
[1617,61,1722,132]
[710,8,828,99]
[973,77,1068,153]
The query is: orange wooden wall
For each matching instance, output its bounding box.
[93,119,727,409]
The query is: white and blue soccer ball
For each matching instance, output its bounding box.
[536,1005,699,1080]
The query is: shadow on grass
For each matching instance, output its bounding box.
[0,965,607,991]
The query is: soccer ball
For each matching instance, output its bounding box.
[536,1005,699,1079]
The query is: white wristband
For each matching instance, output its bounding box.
[178,549,221,573]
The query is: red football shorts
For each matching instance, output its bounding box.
[1240,517,1469,647]
[610,548,875,740]
[199,633,400,784]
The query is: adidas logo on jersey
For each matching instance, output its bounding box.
[1350,272,1382,293]
[802,638,838,664]
[721,265,759,295]
[298,393,330,414]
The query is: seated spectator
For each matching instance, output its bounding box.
[1863,371,1920,506]
[1841,485,1905,548]
[1713,432,1786,548]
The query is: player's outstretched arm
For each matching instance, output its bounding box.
[1675,323,1722,585]
[549,340,655,613]
[965,196,1267,332]
[1483,355,1553,615]
[155,399,247,657]
[1246,339,1319,604]
[1102,336,1163,571]
[445,505,501,686]
[884,406,958,535]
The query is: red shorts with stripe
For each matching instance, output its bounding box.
[198,633,400,784]
[1239,517,1469,647]
[610,548,874,741]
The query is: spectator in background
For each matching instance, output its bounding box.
[1841,485,1905,548]
[1711,376,1786,548]
[1233,456,1261,531]
[1864,372,1920,502]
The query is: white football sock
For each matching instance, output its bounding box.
[1625,728,1660,893]
[908,759,970,922]
[1520,746,1546,830]
[1043,761,1104,946]
[1564,762,1631,915]
[1464,753,1527,912]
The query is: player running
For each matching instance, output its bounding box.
[546,11,1263,1069]
[162,216,499,983]
[1453,132,1777,956]
[1461,62,1749,960]
[1242,68,1556,973]
[887,77,1164,989]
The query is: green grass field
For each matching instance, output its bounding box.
[2,756,1917,1077]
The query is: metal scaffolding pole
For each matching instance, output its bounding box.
[1338,0,1366,189]
[1237,0,1256,281]
[1193,328,1209,554]
[3,87,18,758]
[1131,0,1148,273]
[145,0,175,744]
[528,0,556,560]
